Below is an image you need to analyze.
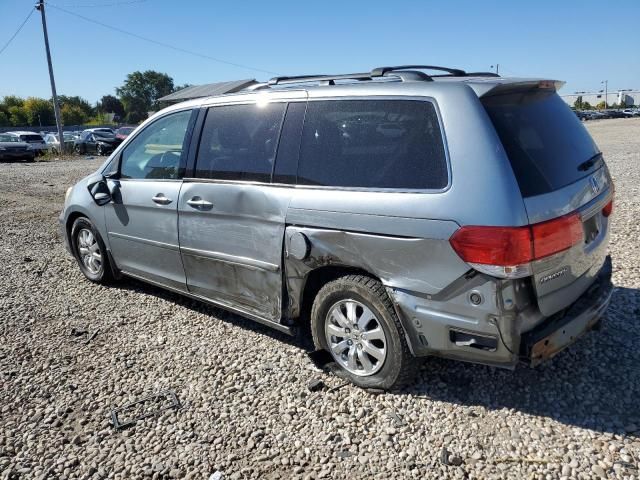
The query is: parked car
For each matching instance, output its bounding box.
[44,133,77,153]
[115,126,135,140]
[0,133,34,161]
[6,131,47,155]
[622,108,640,117]
[74,129,122,155]
[60,65,614,389]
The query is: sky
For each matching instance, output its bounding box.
[1,0,639,104]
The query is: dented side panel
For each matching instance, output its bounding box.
[178,181,294,321]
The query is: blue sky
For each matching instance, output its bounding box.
[1,0,639,103]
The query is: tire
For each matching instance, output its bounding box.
[70,217,113,284]
[96,144,103,156]
[310,274,416,390]
[74,144,82,155]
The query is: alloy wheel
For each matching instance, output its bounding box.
[76,228,102,275]
[324,299,387,376]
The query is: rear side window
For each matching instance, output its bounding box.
[297,99,448,189]
[482,90,600,197]
[195,103,286,182]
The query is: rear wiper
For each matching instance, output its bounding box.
[577,153,603,172]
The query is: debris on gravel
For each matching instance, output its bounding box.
[0,119,639,478]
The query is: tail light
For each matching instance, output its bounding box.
[602,183,614,217]
[450,212,584,278]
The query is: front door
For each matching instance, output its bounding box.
[178,102,291,321]
[105,109,195,291]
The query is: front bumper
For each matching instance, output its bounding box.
[59,213,71,253]
[521,255,613,366]
[0,150,33,160]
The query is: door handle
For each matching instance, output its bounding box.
[186,196,213,209]
[152,194,172,205]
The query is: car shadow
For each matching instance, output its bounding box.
[113,278,639,437]
[403,285,640,438]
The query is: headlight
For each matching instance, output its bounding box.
[65,187,72,201]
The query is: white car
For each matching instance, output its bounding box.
[44,133,77,153]
[7,131,48,155]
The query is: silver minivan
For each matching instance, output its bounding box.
[60,65,614,389]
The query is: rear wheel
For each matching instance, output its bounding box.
[310,274,416,390]
[70,217,113,284]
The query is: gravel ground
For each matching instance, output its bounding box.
[1,119,639,480]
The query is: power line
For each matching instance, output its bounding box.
[48,0,146,8]
[0,8,35,57]
[46,3,279,76]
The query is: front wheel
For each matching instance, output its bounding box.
[96,144,103,156]
[310,274,416,390]
[70,217,113,284]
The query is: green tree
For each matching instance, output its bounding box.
[581,101,593,110]
[58,95,93,118]
[98,94,125,120]
[61,104,88,125]
[8,106,27,126]
[0,111,9,127]
[596,101,606,110]
[2,95,24,109]
[116,70,174,123]
[23,97,55,126]
[573,96,583,110]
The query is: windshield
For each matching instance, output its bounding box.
[482,90,600,197]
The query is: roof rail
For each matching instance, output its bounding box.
[266,72,373,86]
[371,65,467,77]
[244,64,501,91]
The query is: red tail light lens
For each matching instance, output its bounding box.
[602,199,613,217]
[450,212,585,278]
[531,212,583,259]
[450,226,533,266]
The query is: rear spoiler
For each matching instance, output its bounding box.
[468,79,566,98]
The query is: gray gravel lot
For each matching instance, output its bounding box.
[1,119,639,480]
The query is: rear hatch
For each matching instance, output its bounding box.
[481,84,613,317]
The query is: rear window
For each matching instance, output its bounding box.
[20,134,44,142]
[297,99,448,190]
[482,90,600,197]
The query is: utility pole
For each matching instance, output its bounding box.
[36,0,65,152]
[601,80,608,108]
[491,64,499,75]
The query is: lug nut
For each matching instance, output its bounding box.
[347,339,353,346]
[344,328,351,334]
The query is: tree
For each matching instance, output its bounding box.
[116,70,174,123]
[58,95,93,118]
[596,101,606,110]
[573,96,584,110]
[61,104,88,125]
[98,94,125,120]
[23,97,55,126]
[2,95,24,109]
[0,111,9,127]
[8,106,27,126]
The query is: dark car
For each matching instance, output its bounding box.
[74,130,122,155]
[115,126,135,141]
[0,133,35,161]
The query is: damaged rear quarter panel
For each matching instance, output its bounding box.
[283,210,469,319]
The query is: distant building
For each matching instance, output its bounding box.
[561,90,639,108]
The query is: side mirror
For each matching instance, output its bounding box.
[87,174,112,206]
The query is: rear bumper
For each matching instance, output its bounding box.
[521,255,613,366]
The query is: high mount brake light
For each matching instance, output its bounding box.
[450,212,584,279]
